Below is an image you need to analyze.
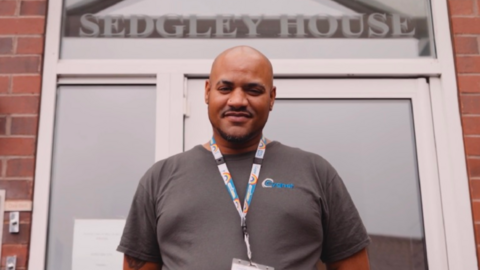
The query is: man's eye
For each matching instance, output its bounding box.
[249,89,262,94]
[219,87,231,91]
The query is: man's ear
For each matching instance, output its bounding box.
[205,79,211,105]
[269,86,277,111]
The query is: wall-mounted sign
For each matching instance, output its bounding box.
[65,13,426,39]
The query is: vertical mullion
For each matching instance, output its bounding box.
[412,78,449,270]
[155,73,171,161]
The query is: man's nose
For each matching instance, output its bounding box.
[227,88,248,107]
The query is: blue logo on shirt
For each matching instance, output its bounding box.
[261,178,294,189]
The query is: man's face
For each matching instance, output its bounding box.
[205,53,276,143]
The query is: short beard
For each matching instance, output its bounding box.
[217,128,256,144]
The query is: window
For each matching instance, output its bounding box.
[61,0,435,59]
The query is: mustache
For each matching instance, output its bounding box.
[221,107,254,117]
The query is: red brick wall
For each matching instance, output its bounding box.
[0,0,46,268]
[449,0,480,266]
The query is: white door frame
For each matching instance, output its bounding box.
[29,0,476,267]
[183,78,447,269]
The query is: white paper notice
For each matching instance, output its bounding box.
[72,219,126,270]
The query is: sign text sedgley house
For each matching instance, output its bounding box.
[73,14,423,39]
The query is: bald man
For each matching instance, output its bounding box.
[118,46,370,270]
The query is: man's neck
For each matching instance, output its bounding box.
[203,132,264,155]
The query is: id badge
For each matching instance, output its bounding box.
[231,259,274,270]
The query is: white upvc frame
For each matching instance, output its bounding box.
[182,78,448,270]
[184,78,449,269]
[28,0,477,267]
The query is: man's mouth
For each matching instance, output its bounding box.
[222,111,252,123]
[223,111,252,118]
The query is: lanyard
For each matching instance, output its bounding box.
[210,135,267,263]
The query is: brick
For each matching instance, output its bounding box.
[0,116,6,135]
[463,116,480,134]
[469,158,480,177]
[0,76,8,93]
[1,245,28,267]
[458,75,480,93]
[0,56,40,74]
[465,136,480,156]
[0,138,36,156]
[452,18,480,34]
[20,1,46,15]
[472,180,480,200]
[476,223,480,244]
[456,56,480,73]
[477,246,480,266]
[0,38,13,55]
[448,0,474,15]
[0,96,39,114]
[12,75,41,93]
[11,116,38,135]
[0,18,45,35]
[6,158,34,177]
[460,95,480,114]
[0,2,16,16]
[17,37,44,54]
[2,224,30,245]
[474,201,480,223]
[0,181,32,200]
[454,36,478,54]
[474,201,480,222]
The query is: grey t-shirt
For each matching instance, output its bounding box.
[118,141,369,270]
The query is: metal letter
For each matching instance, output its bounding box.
[342,15,365,38]
[279,15,306,38]
[368,13,389,38]
[308,15,338,38]
[157,15,185,38]
[104,15,126,37]
[188,15,212,38]
[242,16,262,37]
[79,14,100,37]
[129,15,154,38]
[215,15,237,37]
[392,14,415,37]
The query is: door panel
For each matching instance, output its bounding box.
[46,86,156,270]
[185,78,443,269]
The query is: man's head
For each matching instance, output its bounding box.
[205,46,276,144]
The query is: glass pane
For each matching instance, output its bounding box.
[61,0,435,59]
[263,99,427,270]
[46,86,156,270]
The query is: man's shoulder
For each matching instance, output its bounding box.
[268,141,336,175]
[140,145,209,183]
[150,145,208,170]
[269,141,327,161]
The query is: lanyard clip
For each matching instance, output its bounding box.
[241,216,247,234]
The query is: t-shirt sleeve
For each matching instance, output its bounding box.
[320,167,370,263]
[117,167,162,263]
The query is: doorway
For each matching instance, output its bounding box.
[184,78,446,269]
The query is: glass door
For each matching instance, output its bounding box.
[184,78,446,270]
[45,85,156,270]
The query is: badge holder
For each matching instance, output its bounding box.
[231,219,274,270]
[231,259,274,270]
